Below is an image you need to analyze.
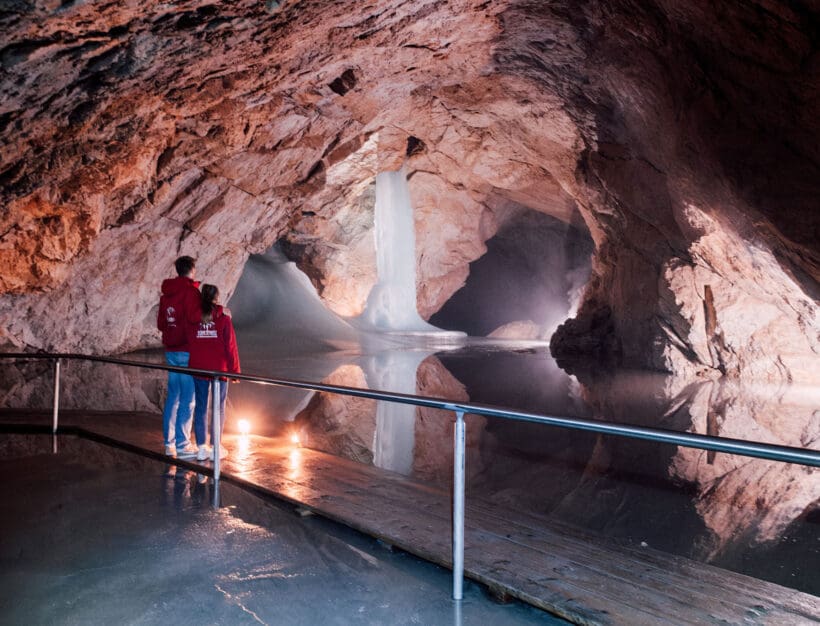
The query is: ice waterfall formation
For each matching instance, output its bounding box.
[358,169,464,337]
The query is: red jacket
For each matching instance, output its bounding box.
[187,305,241,378]
[157,276,201,351]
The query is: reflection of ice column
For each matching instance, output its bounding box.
[358,169,459,335]
[362,350,432,475]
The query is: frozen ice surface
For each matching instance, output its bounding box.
[0,435,565,625]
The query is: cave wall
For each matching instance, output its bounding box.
[0,0,817,382]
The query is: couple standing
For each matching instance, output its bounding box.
[157,255,241,461]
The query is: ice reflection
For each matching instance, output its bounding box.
[362,350,432,475]
[292,350,478,481]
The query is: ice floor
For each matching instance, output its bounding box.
[0,434,565,625]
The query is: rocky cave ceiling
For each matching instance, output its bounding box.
[0,0,818,383]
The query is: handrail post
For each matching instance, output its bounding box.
[453,410,466,601]
[52,358,61,435]
[212,376,221,485]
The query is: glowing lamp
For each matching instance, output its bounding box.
[237,419,251,435]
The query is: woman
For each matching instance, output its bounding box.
[188,284,241,461]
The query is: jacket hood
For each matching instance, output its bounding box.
[161,276,199,296]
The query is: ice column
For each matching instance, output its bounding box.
[359,168,445,334]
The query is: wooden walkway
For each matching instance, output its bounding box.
[2,410,819,625]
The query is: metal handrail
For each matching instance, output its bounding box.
[3,351,819,466]
[2,350,820,603]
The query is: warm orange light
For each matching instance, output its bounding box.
[237,434,250,455]
[237,419,251,435]
[289,448,300,463]
[290,433,300,446]
[287,448,302,477]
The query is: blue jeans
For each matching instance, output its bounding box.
[193,378,228,447]
[162,352,194,448]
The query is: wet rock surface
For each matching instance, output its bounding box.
[0,0,818,382]
[0,357,164,412]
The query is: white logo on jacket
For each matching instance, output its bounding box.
[197,321,218,339]
[166,306,176,325]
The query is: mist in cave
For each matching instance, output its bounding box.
[431,208,593,340]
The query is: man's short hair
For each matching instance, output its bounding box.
[175,256,196,276]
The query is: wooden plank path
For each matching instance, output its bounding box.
[2,410,818,625]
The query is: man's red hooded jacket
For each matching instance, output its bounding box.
[157,276,201,352]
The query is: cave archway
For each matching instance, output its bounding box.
[430,207,593,339]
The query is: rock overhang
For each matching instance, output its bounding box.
[0,0,817,383]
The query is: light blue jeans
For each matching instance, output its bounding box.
[162,352,194,448]
[193,378,228,447]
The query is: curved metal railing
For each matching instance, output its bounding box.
[2,351,819,600]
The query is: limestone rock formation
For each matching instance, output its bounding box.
[294,363,377,465]
[668,380,820,558]
[0,0,817,382]
[487,320,542,340]
[0,357,164,412]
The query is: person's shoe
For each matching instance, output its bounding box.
[164,445,176,457]
[196,446,210,462]
[176,444,199,459]
[209,446,229,461]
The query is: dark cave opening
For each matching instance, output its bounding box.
[430,208,593,339]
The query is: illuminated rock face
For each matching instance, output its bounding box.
[667,381,820,559]
[0,1,817,382]
[552,371,820,562]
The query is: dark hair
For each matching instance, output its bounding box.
[174,256,196,277]
[201,284,220,321]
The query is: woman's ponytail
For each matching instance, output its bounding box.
[201,284,219,322]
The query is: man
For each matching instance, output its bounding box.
[157,255,202,458]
